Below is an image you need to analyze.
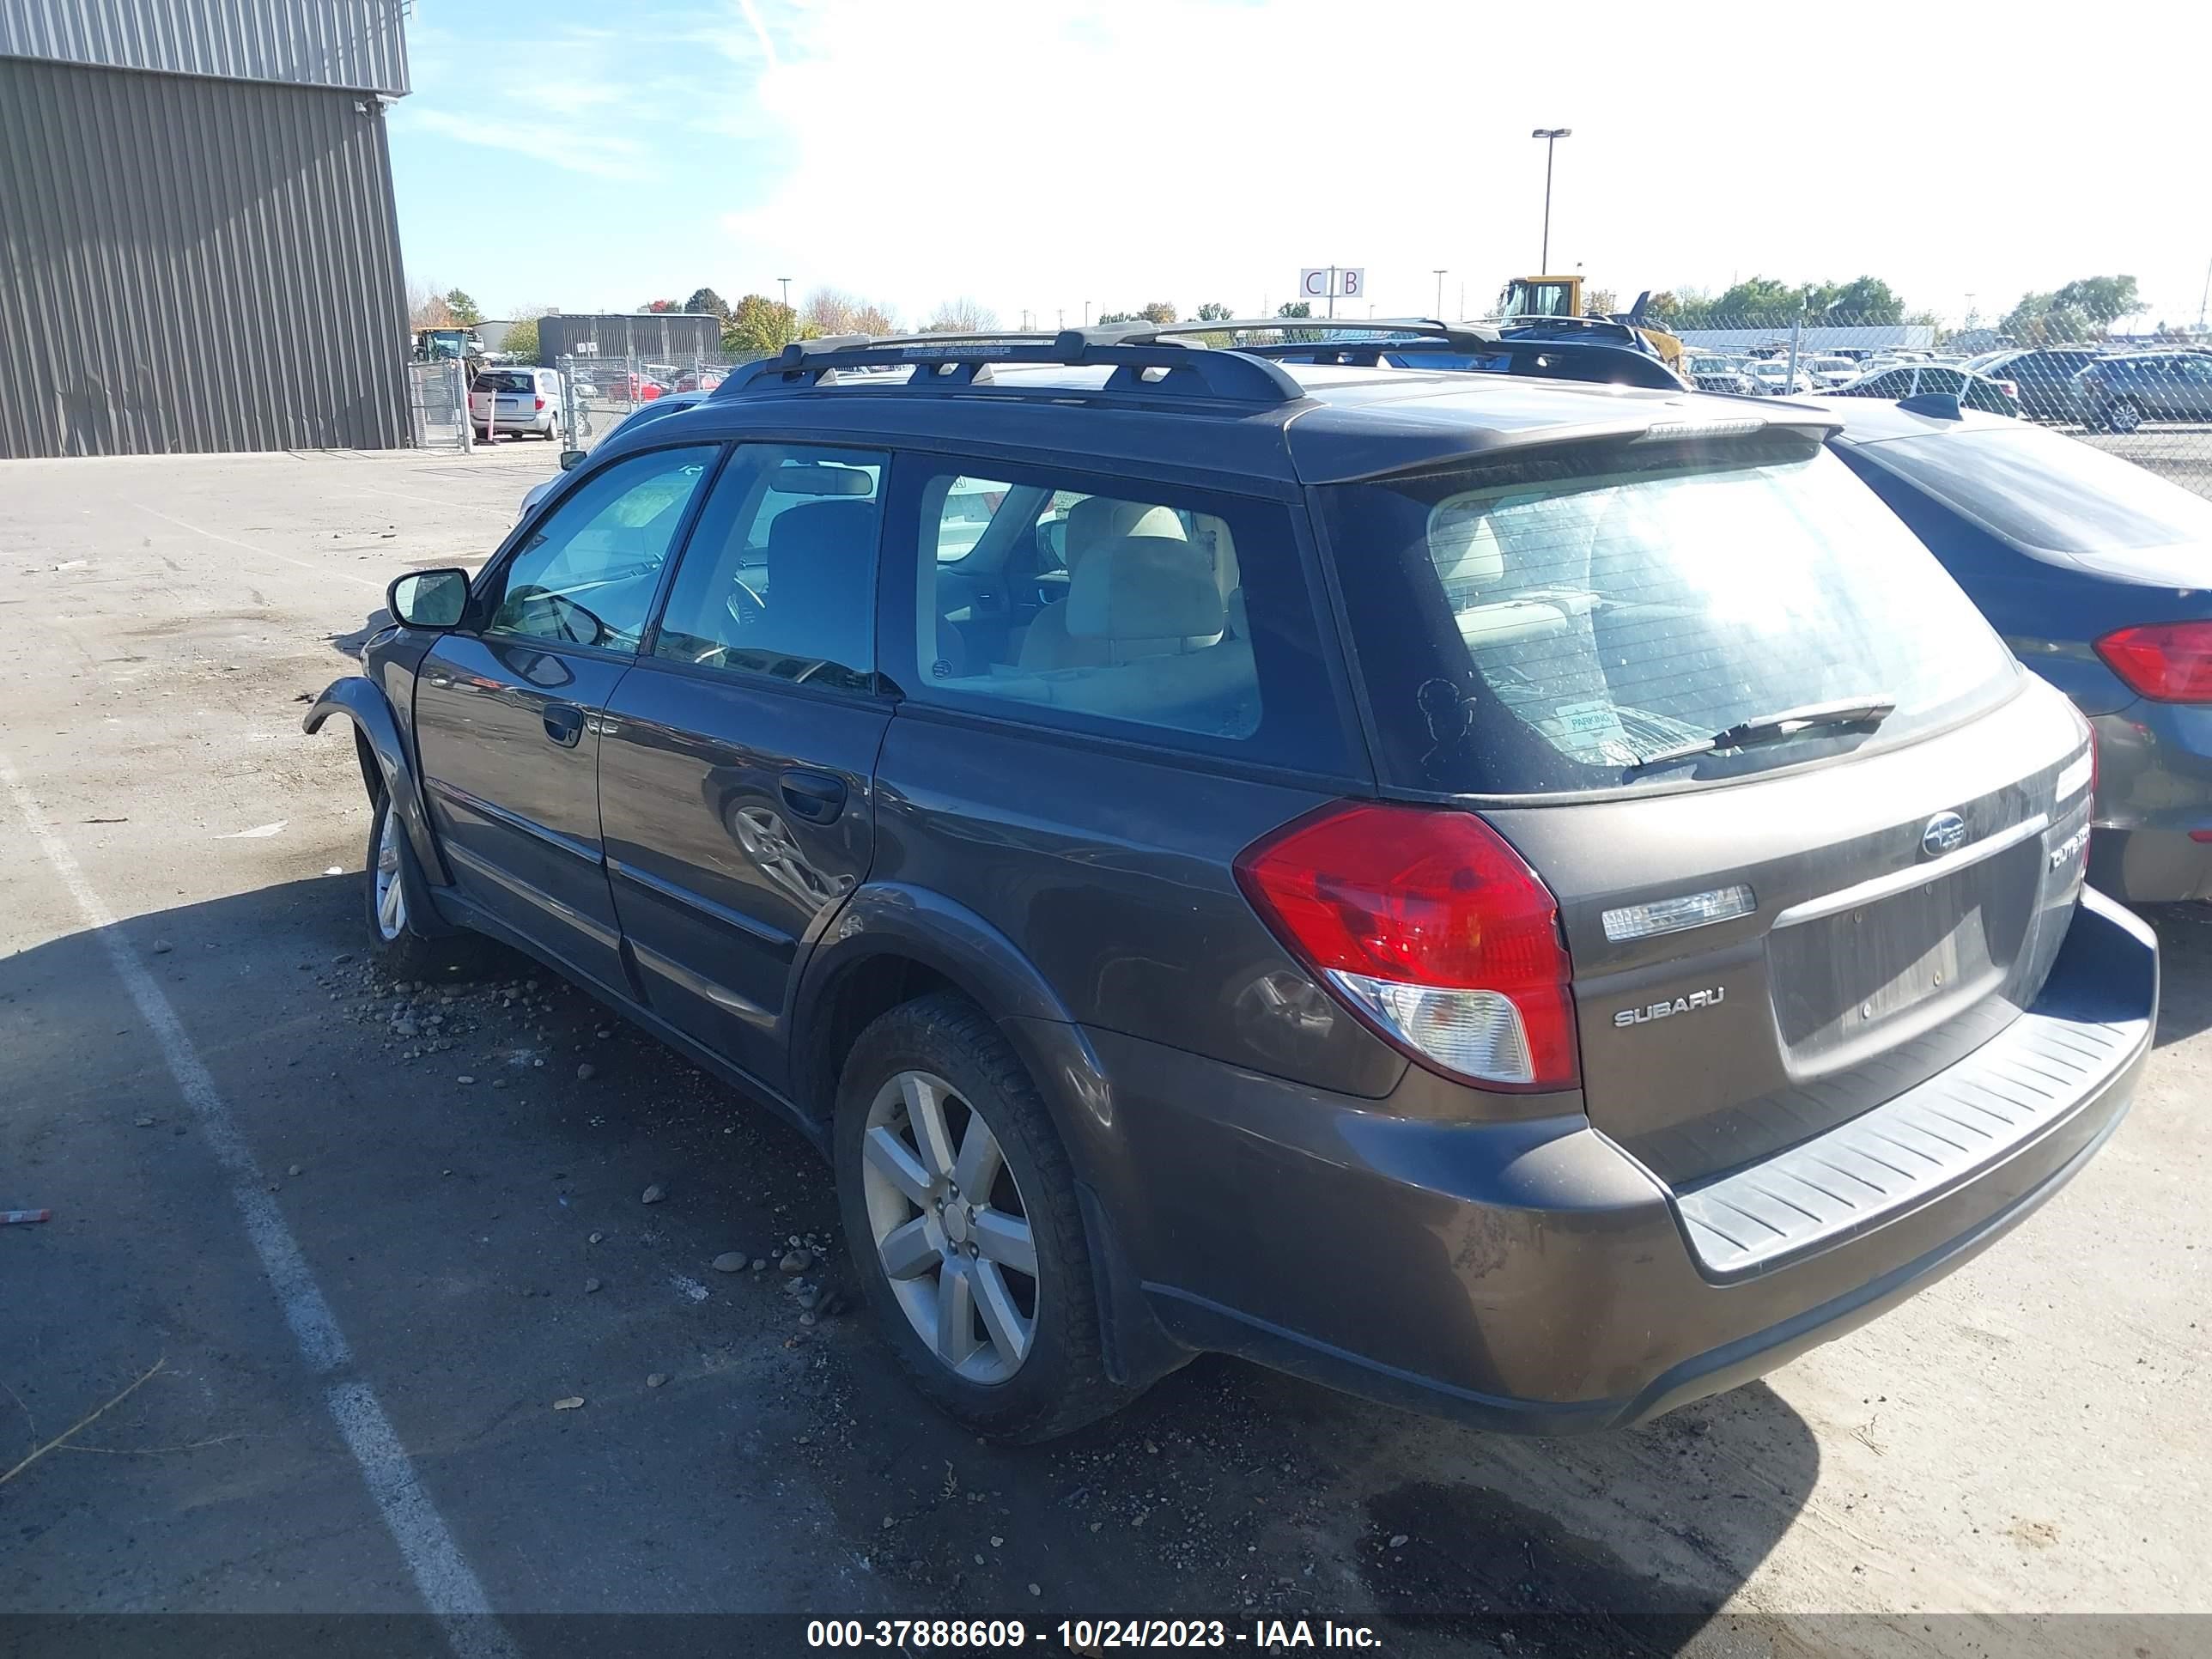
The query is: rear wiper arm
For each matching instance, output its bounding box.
[1626,695,1898,769]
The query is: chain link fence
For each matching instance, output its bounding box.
[1651,308,2212,500]
[404,359,471,452]
[550,351,765,453]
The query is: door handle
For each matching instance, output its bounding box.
[542,703,586,748]
[778,769,847,824]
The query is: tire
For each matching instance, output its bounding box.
[2104,398,2143,434]
[833,993,1128,1443]
[362,789,485,981]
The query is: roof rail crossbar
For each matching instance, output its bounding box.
[716,328,1306,404]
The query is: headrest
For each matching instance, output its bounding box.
[765,500,878,668]
[1065,496,1184,570]
[1066,536,1224,643]
[1429,511,1505,595]
[767,498,877,567]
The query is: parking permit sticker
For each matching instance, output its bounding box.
[1553,698,1620,737]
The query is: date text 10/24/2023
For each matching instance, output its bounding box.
[805,1619,1383,1650]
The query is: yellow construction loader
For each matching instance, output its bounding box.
[1495,276,1687,374]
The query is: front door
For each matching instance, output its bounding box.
[597,443,892,1091]
[413,441,721,991]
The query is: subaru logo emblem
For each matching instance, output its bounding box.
[1922,811,1968,858]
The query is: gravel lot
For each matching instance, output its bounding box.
[1,447,2206,1657]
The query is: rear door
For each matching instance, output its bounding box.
[414,442,720,989]
[597,443,892,1091]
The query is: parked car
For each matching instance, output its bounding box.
[1972,348,2105,422]
[1822,395,2212,899]
[1827,363,2021,416]
[1689,357,1759,395]
[1802,356,1863,389]
[468,367,563,441]
[311,331,2148,1443]
[1746,359,1820,396]
[2075,352,2212,432]
[672,368,729,394]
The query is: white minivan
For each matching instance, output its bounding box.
[469,367,563,441]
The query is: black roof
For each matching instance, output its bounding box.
[585,326,1832,487]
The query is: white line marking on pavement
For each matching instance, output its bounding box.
[133,503,386,592]
[0,756,518,1659]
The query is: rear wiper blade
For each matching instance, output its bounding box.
[1626,695,1898,769]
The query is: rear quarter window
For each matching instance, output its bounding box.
[1321,434,2019,797]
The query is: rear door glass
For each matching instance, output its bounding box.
[1320,434,2018,795]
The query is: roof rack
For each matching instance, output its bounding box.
[714,327,1306,405]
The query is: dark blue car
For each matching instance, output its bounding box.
[1820,397,2212,900]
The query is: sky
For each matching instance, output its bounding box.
[390,0,2212,332]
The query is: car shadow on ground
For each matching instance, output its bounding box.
[5,870,1819,1644]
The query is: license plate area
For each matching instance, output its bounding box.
[1767,830,2043,1069]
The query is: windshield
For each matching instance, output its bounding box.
[1319,434,2017,796]
[1853,423,2212,559]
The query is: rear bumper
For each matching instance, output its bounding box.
[1081,887,2155,1434]
[2089,703,2212,902]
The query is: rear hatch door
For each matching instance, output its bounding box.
[1314,418,2093,1187]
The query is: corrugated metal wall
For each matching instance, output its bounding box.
[1,0,408,94]
[0,55,412,457]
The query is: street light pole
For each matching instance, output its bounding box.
[1433,269,1447,319]
[776,276,793,344]
[1531,128,1571,272]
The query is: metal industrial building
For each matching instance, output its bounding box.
[537,312,726,366]
[0,1,413,458]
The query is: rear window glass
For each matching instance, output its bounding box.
[1855,424,2212,555]
[474,371,535,393]
[1321,434,2017,797]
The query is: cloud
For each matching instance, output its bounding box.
[698,0,2212,328]
[404,106,649,180]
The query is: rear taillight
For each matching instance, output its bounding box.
[1995,380,2019,398]
[534,396,545,410]
[2094,621,2212,702]
[1234,802,1579,1091]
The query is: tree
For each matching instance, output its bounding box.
[2003,276,2141,344]
[1196,301,1233,321]
[803,288,860,335]
[1582,287,1619,318]
[682,287,731,320]
[642,298,678,313]
[443,289,483,327]
[408,283,455,329]
[501,318,540,363]
[1138,301,1177,325]
[851,303,898,336]
[723,293,799,356]
[1276,301,1311,319]
[920,297,999,333]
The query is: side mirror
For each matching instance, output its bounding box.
[388,568,471,630]
[559,449,586,471]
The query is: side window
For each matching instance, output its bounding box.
[651,444,887,693]
[911,468,1262,744]
[483,444,717,653]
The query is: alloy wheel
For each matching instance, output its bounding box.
[374,807,407,941]
[859,1069,1038,1383]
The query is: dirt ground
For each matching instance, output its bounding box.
[0,446,2204,1659]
